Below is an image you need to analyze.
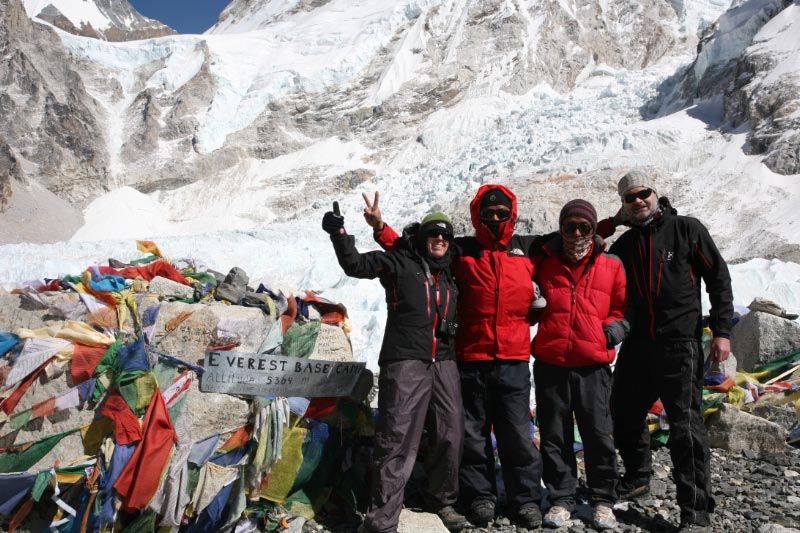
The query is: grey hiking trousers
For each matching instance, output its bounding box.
[363,359,464,533]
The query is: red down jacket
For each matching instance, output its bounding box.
[532,234,627,367]
[376,184,545,362]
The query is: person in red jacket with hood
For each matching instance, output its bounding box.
[531,199,628,530]
[363,186,545,529]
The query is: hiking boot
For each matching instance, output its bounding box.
[531,282,547,309]
[618,477,650,500]
[435,506,470,532]
[513,506,542,529]
[676,523,709,532]
[542,505,571,528]
[592,504,617,530]
[469,500,495,527]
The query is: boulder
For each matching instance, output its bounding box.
[147,276,195,300]
[0,292,83,331]
[397,509,449,533]
[707,404,788,455]
[0,297,271,472]
[758,525,800,533]
[729,311,800,371]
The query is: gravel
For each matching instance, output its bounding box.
[303,445,800,533]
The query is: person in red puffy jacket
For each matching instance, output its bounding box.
[363,187,546,529]
[531,199,629,530]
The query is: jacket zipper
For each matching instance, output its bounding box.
[648,228,656,339]
[432,280,441,361]
[491,251,500,354]
[657,251,665,296]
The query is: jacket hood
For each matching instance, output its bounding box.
[469,184,517,248]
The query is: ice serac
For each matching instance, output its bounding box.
[23,0,176,41]
[654,0,799,175]
[726,0,800,175]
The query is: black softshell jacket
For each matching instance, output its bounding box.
[608,210,733,341]
[331,233,458,366]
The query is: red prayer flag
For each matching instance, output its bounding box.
[100,392,143,445]
[114,390,177,512]
[31,397,56,419]
[70,344,107,385]
[218,424,252,453]
[1,358,55,415]
[97,261,189,285]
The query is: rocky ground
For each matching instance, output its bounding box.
[302,445,800,533]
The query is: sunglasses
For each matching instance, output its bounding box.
[480,207,512,221]
[426,230,453,241]
[623,188,654,203]
[561,222,593,236]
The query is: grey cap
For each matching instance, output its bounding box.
[617,169,657,197]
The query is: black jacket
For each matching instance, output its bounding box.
[608,209,733,341]
[331,232,458,366]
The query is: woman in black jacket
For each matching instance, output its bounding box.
[322,205,467,533]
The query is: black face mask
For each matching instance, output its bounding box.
[483,219,502,238]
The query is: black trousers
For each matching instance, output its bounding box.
[534,361,617,510]
[459,360,543,513]
[611,338,713,525]
[364,359,464,533]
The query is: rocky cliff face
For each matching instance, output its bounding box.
[29,0,176,41]
[0,0,108,206]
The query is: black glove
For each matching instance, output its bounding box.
[603,320,630,348]
[322,201,345,235]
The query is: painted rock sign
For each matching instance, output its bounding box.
[201,351,366,397]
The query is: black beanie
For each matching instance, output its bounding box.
[480,189,512,210]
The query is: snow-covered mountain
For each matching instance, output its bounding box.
[22,0,175,41]
[1,0,799,366]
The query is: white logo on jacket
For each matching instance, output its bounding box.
[509,248,524,256]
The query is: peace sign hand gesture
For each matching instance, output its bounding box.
[362,191,384,230]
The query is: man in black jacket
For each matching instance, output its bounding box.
[323,205,468,533]
[600,170,733,533]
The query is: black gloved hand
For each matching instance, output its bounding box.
[322,201,345,235]
[603,320,630,348]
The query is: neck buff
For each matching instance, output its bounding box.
[630,204,663,227]
[425,253,451,272]
[416,241,451,272]
[561,234,593,263]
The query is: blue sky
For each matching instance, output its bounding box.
[129,0,231,34]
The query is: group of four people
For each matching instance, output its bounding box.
[321,169,733,533]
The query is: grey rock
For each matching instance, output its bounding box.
[148,275,196,300]
[0,291,83,331]
[397,509,449,533]
[649,479,669,498]
[758,525,800,533]
[730,311,800,371]
[707,404,788,455]
[750,403,799,433]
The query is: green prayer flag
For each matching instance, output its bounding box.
[281,321,321,359]
[125,507,156,533]
[752,348,800,374]
[130,255,160,266]
[9,408,32,430]
[31,470,50,502]
[0,429,79,473]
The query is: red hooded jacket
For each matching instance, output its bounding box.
[532,235,628,367]
[376,184,545,362]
